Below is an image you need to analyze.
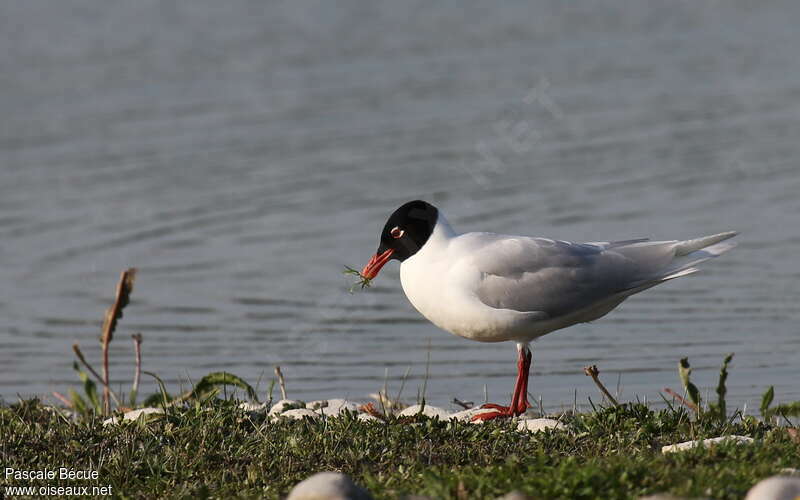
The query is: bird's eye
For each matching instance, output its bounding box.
[390,226,405,239]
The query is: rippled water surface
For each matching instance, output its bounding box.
[1,1,798,410]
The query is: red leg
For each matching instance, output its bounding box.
[513,349,532,414]
[472,344,532,421]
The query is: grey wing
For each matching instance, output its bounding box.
[470,236,683,317]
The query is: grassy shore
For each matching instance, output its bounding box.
[2,398,798,499]
[5,269,790,498]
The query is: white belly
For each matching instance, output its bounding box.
[399,252,534,343]
[399,252,454,333]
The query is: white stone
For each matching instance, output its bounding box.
[516,418,565,433]
[398,404,451,420]
[238,402,268,412]
[745,476,800,500]
[449,407,499,423]
[268,399,304,415]
[287,472,372,500]
[357,413,382,423]
[102,407,163,426]
[276,408,320,420]
[318,399,360,417]
[306,400,328,410]
[661,435,754,453]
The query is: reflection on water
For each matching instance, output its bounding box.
[1,1,799,410]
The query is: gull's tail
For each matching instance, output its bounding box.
[613,231,738,291]
[675,231,738,256]
[660,231,738,280]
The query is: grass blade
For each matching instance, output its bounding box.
[73,362,101,413]
[678,357,701,410]
[143,371,173,408]
[714,353,734,418]
[185,372,259,403]
[760,386,774,418]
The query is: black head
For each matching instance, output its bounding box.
[361,200,439,279]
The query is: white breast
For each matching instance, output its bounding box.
[399,215,457,333]
[399,215,539,343]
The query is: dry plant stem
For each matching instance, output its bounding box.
[664,387,700,413]
[343,266,372,292]
[102,339,110,414]
[396,366,412,405]
[583,365,620,407]
[274,366,287,400]
[51,392,73,408]
[131,333,142,404]
[72,344,120,406]
[72,344,105,385]
[100,268,137,415]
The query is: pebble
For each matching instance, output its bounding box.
[398,404,452,420]
[317,399,360,417]
[745,476,800,500]
[449,407,499,423]
[286,472,373,500]
[661,435,754,453]
[516,418,565,433]
[275,408,320,420]
[305,400,328,410]
[238,402,268,412]
[102,407,163,426]
[268,399,305,416]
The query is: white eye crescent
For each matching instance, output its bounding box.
[390,226,405,239]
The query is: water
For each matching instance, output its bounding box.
[1,1,798,412]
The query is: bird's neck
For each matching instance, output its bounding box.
[428,212,457,249]
[402,211,456,268]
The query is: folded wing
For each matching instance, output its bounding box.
[470,232,736,317]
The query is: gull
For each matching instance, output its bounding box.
[361,200,736,421]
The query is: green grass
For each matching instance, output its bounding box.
[2,399,797,499]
